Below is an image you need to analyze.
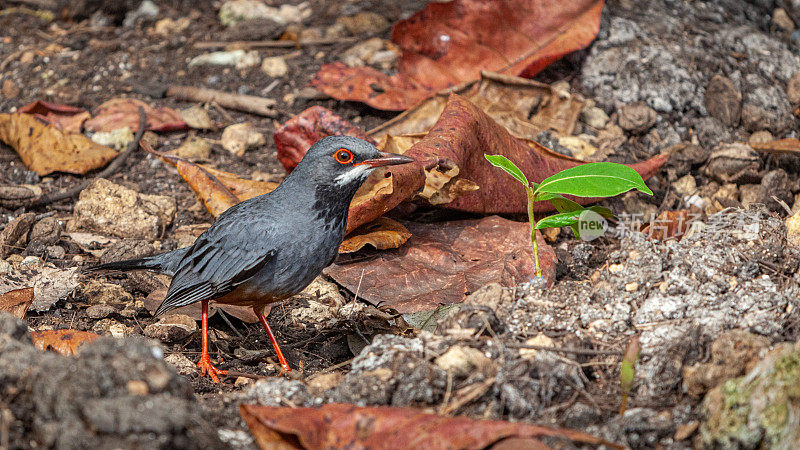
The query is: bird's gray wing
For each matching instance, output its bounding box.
[154,215,275,315]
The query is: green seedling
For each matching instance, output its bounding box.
[484,155,653,277]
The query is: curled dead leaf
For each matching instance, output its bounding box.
[0,113,118,176]
[339,217,412,253]
[0,287,34,319]
[18,100,90,133]
[31,329,100,356]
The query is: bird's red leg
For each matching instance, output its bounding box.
[254,307,291,373]
[197,299,227,382]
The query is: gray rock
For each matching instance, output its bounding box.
[704,75,742,126]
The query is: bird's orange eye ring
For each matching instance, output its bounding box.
[333,148,354,164]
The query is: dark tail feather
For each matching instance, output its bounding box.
[83,256,161,273]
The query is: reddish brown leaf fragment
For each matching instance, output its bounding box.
[240,403,621,450]
[0,287,34,319]
[642,210,697,242]
[31,329,100,356]
[18,100,90,133]
[84,98,188,133]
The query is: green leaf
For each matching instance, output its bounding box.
[484,154,528,187]
[538,193,615,219]
[534,210,584,230]
[587,205,614,218]
[534,162,653,198]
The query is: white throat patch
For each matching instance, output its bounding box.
[334,164,372,186]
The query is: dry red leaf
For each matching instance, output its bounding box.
[31,329,100,355]
[326,216,555,313]
[642,210,697,242]
[0,287,34,319]
[18,100,91,133]
[338,217,412,253]
[312,0,604,110]
[273,106,376,173]
[0,113,118,175]
[240,403,620,450]
[84,98,188,133]
[276,94,668,234]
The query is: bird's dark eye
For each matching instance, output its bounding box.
[333,148,354,164]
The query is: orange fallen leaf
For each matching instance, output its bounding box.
[31,329,100,355]
[84,98,188,133]
[18,100,91,133]
[0,287,34,319]
[327,216,555,313]
[240,403,621,450]
[312,0,604,110]
[0,113,118,175]
[142,142,278,217]
[339,217,412,253]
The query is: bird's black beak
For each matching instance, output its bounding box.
[359,152,415,168]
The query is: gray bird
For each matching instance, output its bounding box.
[87,136,414,381]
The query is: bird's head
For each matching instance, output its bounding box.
[293,136,414,191]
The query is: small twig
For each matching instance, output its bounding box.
[316,358,353,374]
[29,107,147,207]
[503,343,624,356]
[216,308,244,338]
[166,85,277,117]
[193,37,356,50]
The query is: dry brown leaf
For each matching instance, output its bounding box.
[0,287,34,319]
[31,329,100,355]
[326,216,556,313]
[240,403,621,450]
[339,217,412,253]
[0,113,118,176]
[369,72,576,141]
[312,0,605,110]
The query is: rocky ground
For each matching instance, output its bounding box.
[1,0,800,448]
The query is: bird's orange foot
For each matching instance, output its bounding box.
[197,355,227,383]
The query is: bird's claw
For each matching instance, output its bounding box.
[197,355,227,383]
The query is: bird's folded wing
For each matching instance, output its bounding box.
[156,221,275,313]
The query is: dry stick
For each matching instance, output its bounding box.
[29,107,147,207]
[193,37,356,50]
[166,85,277,118]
